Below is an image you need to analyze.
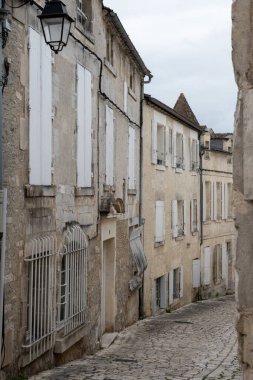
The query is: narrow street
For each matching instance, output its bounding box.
[30,296,242,380]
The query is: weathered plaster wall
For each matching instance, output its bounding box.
[232,0,253,377]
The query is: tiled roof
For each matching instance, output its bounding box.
[174,93,200,126]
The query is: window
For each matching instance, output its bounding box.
[129,65,135,93]
[190,199,198,233]
[203,247,211,285]
[77,64,92,188]
[173,267,183,299]
[204,181,212,221]
[227,183,233,218]
[128,126,135,190]
[76,0,93,33]
[216,182,222,220]
[29,27,52,186]
[155,277,161,308]
[213,244,222,284]
[155,200,165,243]
[190,139,199,171]
[172,200,187,238]
[59,225,88,336]
[154,275,166,311]
[24,236,56,363]
[105,105,114,186]
[106,29,114,66]
[151,121,170,166]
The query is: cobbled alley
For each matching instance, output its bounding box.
[30,296,241,380]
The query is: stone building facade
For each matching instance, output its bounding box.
[200,129,235,299]
[0,0,151,377]
[142,94,202,316]
[232,0,253,378]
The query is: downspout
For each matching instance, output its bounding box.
[199,140,204,246]
[139,74,152,319]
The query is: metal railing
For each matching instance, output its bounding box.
[58,225,88,336]
[23,236,57,363]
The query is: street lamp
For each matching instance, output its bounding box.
[38,0,74,54]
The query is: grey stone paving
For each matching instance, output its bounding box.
[30,296,242,380]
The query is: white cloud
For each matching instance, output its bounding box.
[103,0,237,132]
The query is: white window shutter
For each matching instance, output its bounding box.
[29,28,52,185]
[172,131,177,168]
[189,138,192,171]
[41,36,52,185]
[77,65,92,187]
[190,199,194,233]
[128,126,135,189]
[183,200,187,235]
[213,182,217,220]
[203,247,211,285]
[124,81,128,113]
[172,200,178,238]
[165,126,170,166]
[105,105,114,185]
[222,243,228,287]
[155,201,164,242]
[203,181,206,222]
[182,136,186,170]
[169,270,174,305]
[179,266,184,298]
[224,183,228,219]
[151,120,157,164]
[196,140,200,169]
[222,183,225,219]
[29,28,41,185]
[192,259,200,288]
[211,181,214,220]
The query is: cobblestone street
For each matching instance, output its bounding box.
[30,296,242,380]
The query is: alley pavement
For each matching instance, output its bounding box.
[30,296,242,380]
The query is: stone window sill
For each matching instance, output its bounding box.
[75,187,95,197]
[104,59,117,77]
[154,241,165,248]
[175,168,183,174]
[103,184,115,193]
[25,185,56,198]
[156,164,165,171]
[175,235,185,241]
[75,22,95,44]
[191,231,198,236]
[54,322,91,354]
[128,189,137,195]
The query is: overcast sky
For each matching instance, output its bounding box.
[103,0,237,133]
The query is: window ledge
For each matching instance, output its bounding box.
[191,231,198,236]
[25,185,56,198]
[203,220,211,225]
[75,22,95,44]
[128,87,137,101]
[175,235,185,241]
[156,165,165,171]
[104,59,117,77]
[175,168,183,174]
[128,189,137,195]
[190,171,197,176]
[75,187,95,197]
[54,322,91,354]
[103,184,115,193]
[154,241,165,247]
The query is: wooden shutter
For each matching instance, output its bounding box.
[192,259,200,288]
[105,105,114,185]
[213,182,217,220]
[172,131,177,167]
[203,247,211,285]
[189,138,192,170]
[222,243,228,286]
[169,270,174,305]
[196,140,200,169]
[128,126,135,189]
[151,120,157,164]
[179,266,184,298]
[155,201,164,242]
[172,200,178,238]
[124,81,128,113]
[29,27,52,185]
[165,126,170,166]
[183,200,187,235]
[77,65,92,187]
[203,181,206,222]
[222,183,226,219]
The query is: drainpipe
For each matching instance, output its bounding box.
[0,2,8,368]
[139,74,152,319]
[199,141,205,246]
